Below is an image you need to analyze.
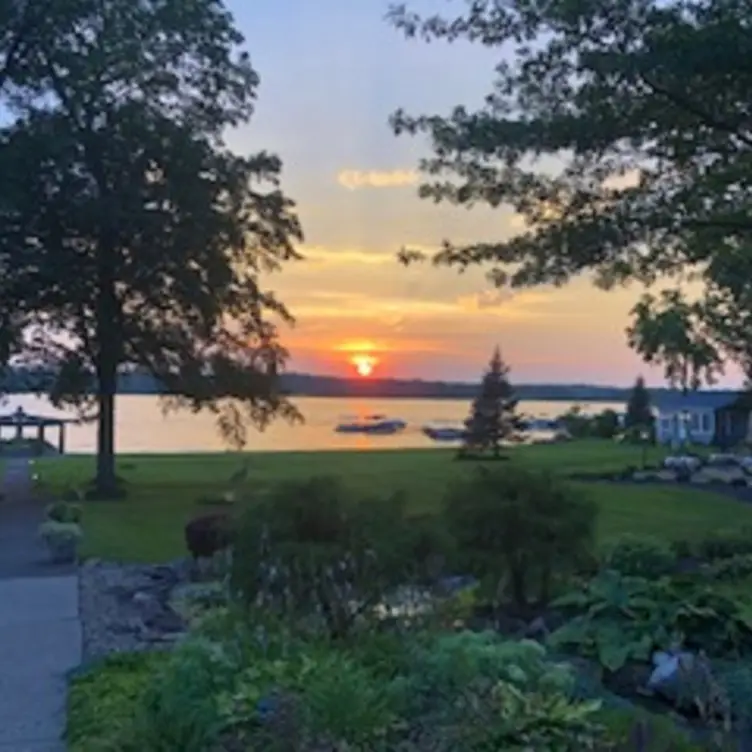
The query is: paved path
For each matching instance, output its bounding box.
[0,459,82,751]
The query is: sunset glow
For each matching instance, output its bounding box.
[350,354,378,377]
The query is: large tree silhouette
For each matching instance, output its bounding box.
[0,0,302,495]
[389,0,752,383]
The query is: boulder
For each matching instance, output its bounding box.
[646,650,730,718]
[694,466,747,485]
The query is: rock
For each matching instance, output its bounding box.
[645,649,725,714]
[144,607,184,633]
[78,560,195,661]
[524,616,549,638]
[632,470,656,482]
[109,616,145,634]
[656,469,678,482]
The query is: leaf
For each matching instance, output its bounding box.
[551,590,591,609]
[597,639,633,673]
[547,617,592,648]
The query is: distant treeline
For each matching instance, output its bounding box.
[0,366,740,404]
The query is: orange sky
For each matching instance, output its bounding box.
[227,0,743,388]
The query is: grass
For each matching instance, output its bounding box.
[33,441,752,562]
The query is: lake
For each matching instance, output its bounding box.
[1,394,625,453]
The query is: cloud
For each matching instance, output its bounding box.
[336,169,418,190]
[301,246,394,266]
[455,289,553,319]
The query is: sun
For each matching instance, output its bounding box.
[350,354,377,377]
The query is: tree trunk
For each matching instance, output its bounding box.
[95,378,117,497]
[94,263,120,497]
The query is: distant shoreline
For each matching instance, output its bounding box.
[0,369,740,404]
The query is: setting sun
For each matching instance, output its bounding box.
[350,354,378,377]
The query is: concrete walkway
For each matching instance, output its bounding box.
[0,459,81,751]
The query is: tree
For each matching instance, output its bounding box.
[592,409,620,440]
[388,0,752,383]
[461,347,523,458]
[624,377,654,437]
[0,0,302,496]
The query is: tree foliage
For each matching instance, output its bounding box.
[0,0,302,493]
[388,0,752,379]
[462,347,523,457]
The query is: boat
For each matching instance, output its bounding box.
[422,422,466,442]
[335,414,407,435]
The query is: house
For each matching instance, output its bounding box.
[653,391,752,448]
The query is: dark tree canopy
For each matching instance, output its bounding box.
[0,0,302,494]
[389,0,752,380]
[462,347,522,458]
[624,376,653,433]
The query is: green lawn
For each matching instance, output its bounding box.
[32,441,752,562]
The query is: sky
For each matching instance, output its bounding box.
[226,0,741,387]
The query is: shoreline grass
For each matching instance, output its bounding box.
[33,442,751,562]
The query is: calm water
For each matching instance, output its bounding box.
[1,394,625,453]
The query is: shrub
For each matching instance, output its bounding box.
[65,652,169,751]
[445,466,597,609]
[596,708,703,750]
[601,534,676,578]
[406,631,575,709]
[695,527,752,561]
[408,634,606,750]
[230,476,426,640]
[184,513,233,561]
[125,637,239,751]
[708,553,752,581]
[45,500,83,524]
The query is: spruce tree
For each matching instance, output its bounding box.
[624,376,654,438]
[462,347,523,458]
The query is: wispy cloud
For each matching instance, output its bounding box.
[336,168,418,190]
[301,246,395,266]
[455,289,554,319]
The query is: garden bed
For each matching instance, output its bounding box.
[65,465,752,750]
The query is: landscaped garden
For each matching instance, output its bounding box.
[34,441,752,750]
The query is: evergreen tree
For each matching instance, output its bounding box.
[624,377,654,433]
[462,347,523,458]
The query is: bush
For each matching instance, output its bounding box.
[230,476,429,640]
[445,466,597,609]
[66,652,169,752]
[695,527,752,561]
[601,534,677,578]
[596,708,703,750]
[126,637,239,751]
[408,634,606,750]
[45,500,83,524]
[708,553,752,581]
[184,513,233,561]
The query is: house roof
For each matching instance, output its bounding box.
[654,391,742,413]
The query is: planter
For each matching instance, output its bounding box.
[38,520,82,564]
[44,537,79,564]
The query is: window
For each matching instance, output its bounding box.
[689,412,701,431]
[700,412,712,433]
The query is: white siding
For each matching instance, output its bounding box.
[655,408,715,445]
